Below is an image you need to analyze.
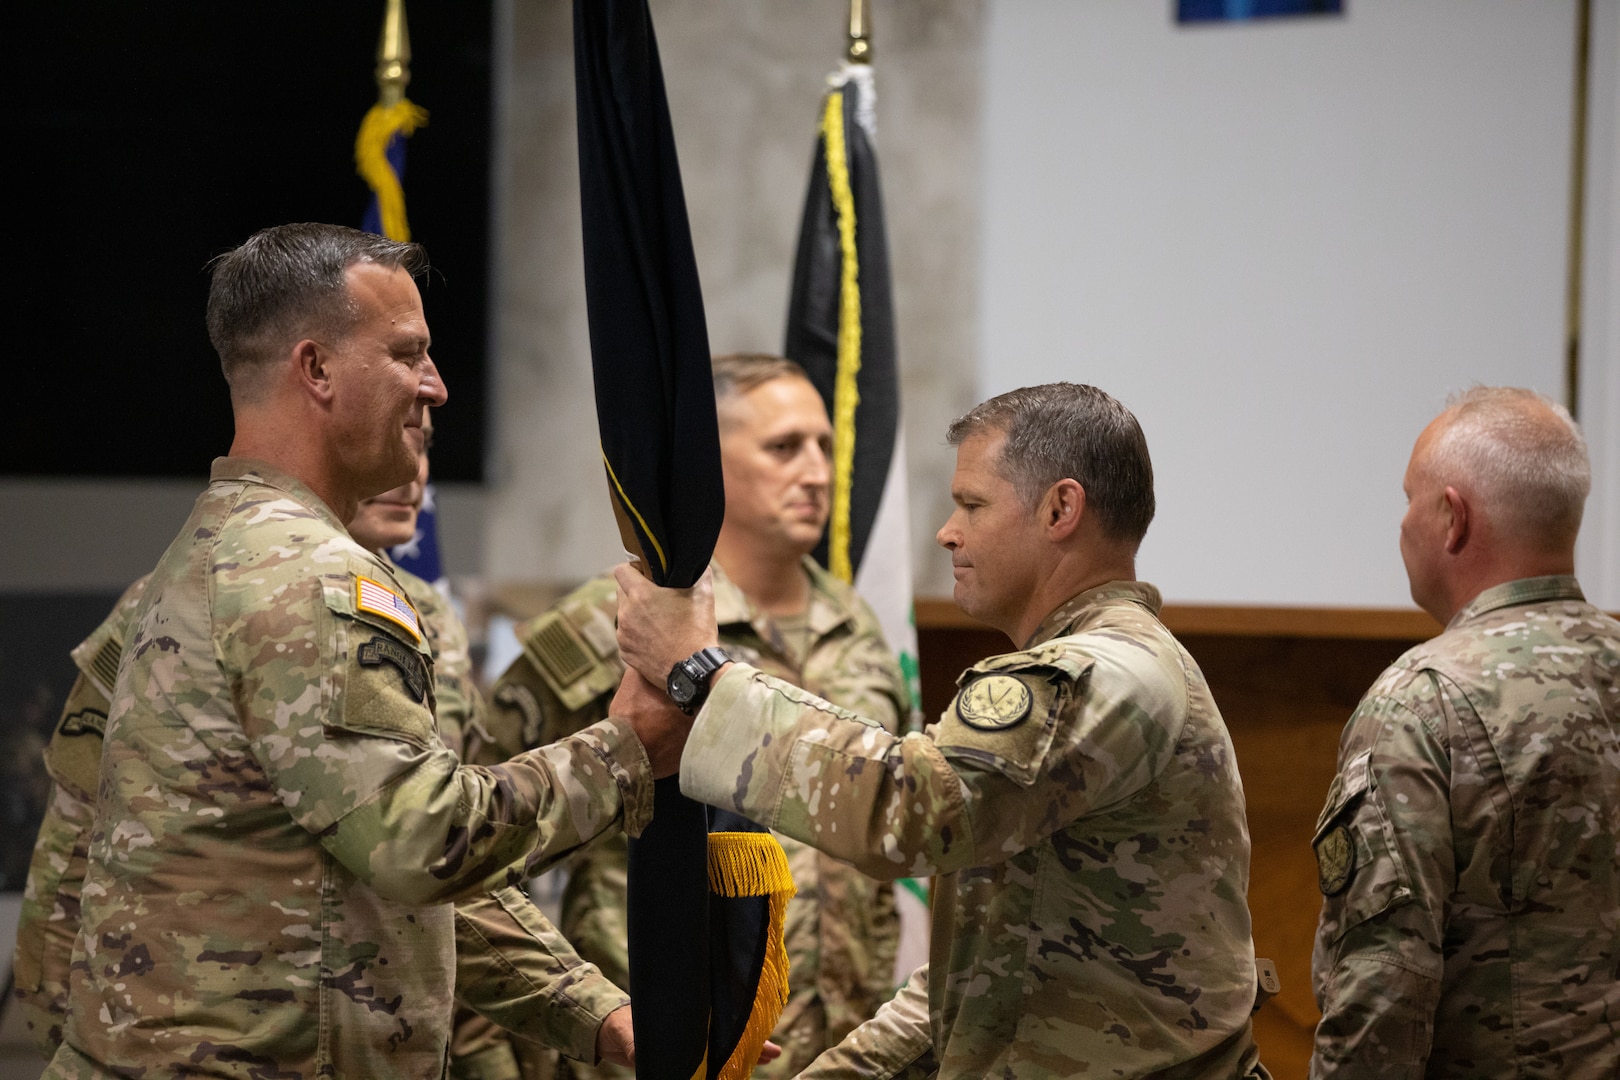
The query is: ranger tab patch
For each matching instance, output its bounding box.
[955,674,1034,731]
[358,636,428,702]
[356,575,421,642]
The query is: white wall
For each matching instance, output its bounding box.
[981,0,1587,606]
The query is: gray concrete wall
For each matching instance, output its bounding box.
[484,0,982,596]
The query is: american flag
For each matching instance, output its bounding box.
[356,576,421,640]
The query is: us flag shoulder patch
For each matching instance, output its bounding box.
[355,575,421,642]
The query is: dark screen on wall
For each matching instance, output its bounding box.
[3,1,492,481]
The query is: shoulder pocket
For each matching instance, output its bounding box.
[519,601,623,713]
[322,572,438,748]
[933,644,1091,786]
[1312,749,1414,944]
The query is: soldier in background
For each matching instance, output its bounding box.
[1310,387,1620,1078]
[14,404,635,1076]
[611,383,1268,1078]
[43,223,668,1080]
[485,354,908,1078]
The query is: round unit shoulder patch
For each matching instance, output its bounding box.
[955,674,1034,732]
[1315,823,1356,896]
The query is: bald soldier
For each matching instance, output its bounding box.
[1310,387,1620,1078]
[611,383,1267,1078]
[44,224,670,1080]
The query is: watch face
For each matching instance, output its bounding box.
[668,667,698,706]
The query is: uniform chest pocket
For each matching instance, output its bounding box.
[322,574,438,749]
[1312,749,1415,946]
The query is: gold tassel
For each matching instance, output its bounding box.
[708,831,796,1080]
[354,99,429,242]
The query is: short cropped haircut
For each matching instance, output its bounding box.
[947,383,1156,547]
[1426,386,1590,548]
[711,353,813,406]
[206,223,427,397]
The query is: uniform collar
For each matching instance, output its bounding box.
[712,557,857,643]
[1026,580,1163,648]
[1449,574,1585,629]
[209,456,349,534]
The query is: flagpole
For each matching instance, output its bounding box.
[847,0,871,62]
[375,0,411,106]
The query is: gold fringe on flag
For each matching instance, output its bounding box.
[355,99,429,242]
[820,89,863,585]
[708,831,796,1080]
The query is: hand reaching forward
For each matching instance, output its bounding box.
[609,669,691,780]
[596,1004,634,1067]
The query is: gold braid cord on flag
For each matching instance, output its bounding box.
[355,99,429,241]
[707,832,795,1080]
[821,90,864,585]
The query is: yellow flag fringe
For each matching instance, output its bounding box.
[708,831,796,1080]
[820,90,863,585]
[355,99,429,242]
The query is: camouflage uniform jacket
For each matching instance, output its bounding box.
[45,458,652,1080]
[487,559,908,1078]
[12,576,149,1058]
[1310,575,1620,1079]
[683,580,1264,1080]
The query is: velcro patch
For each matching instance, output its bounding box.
[1315,823,1356,896]
[358,636,428,702]
[954,674,1033,731]
[355,575,421,642]
[58,707,107,739]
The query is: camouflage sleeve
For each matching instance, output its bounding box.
[12,685,101,1060]
[454,886,629,1064]
[796,964,936,1080]
[218,569,653,907]
[13,576,147,1060]
[680,646,1183,881]
[1309,686,1451,1078]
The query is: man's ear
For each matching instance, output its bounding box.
[1442,486,1470,554]
[293,339,335,404]
[1044,478,1085,541]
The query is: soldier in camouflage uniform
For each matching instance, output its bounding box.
[612,383,1269,1079]
[14,420,633,1076]
[43,224,668,1080]
[485,354,908,1079]
[1310,387,1620,1078]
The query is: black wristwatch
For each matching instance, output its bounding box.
[666,647,731,715]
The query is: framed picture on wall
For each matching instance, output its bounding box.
[1178,0,1343,23]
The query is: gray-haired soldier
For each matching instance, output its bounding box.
[1310,387,1620,1078]
[610,383,1268,1078]
[44,224,665,1080]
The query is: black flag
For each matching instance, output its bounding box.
[573,3,792,1076]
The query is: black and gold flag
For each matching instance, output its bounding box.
[573,3,792,1076]
[785,59,921,718]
